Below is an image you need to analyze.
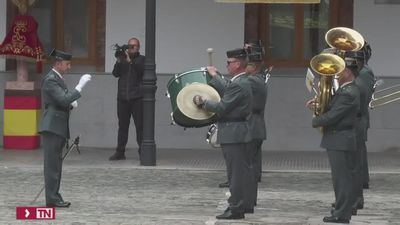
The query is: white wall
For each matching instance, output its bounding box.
[105,0,146,71]
[106,0,244,74]
[0,0,6,70]
[354,0,400,77]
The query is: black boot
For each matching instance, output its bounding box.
[109,151,126,160]
[218,181,229,188]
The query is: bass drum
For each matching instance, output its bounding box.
[206,123,220,148]
[166,68,220,128]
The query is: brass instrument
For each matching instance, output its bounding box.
[309,27,364,116]
[325,27,365,55]
[310,53,346,115]
[369,83,400,109]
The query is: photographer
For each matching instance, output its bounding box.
[109,37,145,161]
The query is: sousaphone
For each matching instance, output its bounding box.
[310,27,364,116]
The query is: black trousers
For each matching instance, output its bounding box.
[116,98,143,153]
[42,132,66,204]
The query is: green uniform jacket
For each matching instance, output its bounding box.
[312,82,360,151]
[248,73,267,140]
[205,74,253,144]
[39,70,81,139]
[358,66,375,136]
[208,74,230,96]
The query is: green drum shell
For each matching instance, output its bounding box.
[166,68,217,127]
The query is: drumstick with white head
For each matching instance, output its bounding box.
[207,48,214,66]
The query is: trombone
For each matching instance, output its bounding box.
[369,82,400,109]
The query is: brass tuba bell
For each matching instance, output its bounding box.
[310,53,345,115]
[325,27,365,55]
[309,27,364,117]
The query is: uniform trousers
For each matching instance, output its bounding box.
[352,138,366,206]
[42,132,66,204]
[222,143,254,213]
[327,149,356,220]
[251,139,263,182]
[248,139,263,206]
[360,143,370,186]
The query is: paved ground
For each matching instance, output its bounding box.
[0,147,399,225]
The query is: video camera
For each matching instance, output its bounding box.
[114,44,134,58]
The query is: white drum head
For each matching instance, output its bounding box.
[176,82,220,120]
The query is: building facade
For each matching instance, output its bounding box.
[1,0,400,152]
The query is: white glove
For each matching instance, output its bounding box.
[71,100,78,108]
[75,74,92,92]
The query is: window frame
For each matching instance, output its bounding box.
[54,0,97,65]
[244,0,354,68]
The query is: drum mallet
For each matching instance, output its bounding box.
[207,48,214,66]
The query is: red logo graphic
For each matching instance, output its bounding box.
[16,207,55,220]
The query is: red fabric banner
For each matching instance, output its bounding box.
[3,135,40,150]
[4,96,41,109]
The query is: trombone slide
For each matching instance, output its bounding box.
[369,89,400,109]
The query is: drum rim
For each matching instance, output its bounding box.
[166,67,208,88]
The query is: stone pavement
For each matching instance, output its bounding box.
[0,147,399,225]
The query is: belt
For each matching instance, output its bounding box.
[331,126,354,132]
[45,105,69,112]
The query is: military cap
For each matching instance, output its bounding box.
[49,48,72,61]
[244,39,265,62]
[244,39,262,48]
[226,48,247,59]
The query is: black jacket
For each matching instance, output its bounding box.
[112,54,145,100]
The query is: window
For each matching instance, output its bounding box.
[245,0,354,67]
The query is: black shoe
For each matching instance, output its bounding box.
[363,183,369,189]
[216,209,244,220]
[352,208,357,216]
[47,201,71,208]
[323,215,349,223]
[109,152,126,161]
[354,198,364,209]
[218,181,229,188]
[244,208,254,214]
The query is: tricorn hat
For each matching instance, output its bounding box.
[49,48,72,61]
[226,48,247,59]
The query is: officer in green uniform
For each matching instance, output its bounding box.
[39,49,91,207]
[307,67,360,224]
[244,40,268,209]
[193,48,253,220]
[344,42,375,213]
[356,43,374,190]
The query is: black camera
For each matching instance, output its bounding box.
[114,44,133,58]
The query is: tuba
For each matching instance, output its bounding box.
[310,27,364,116]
